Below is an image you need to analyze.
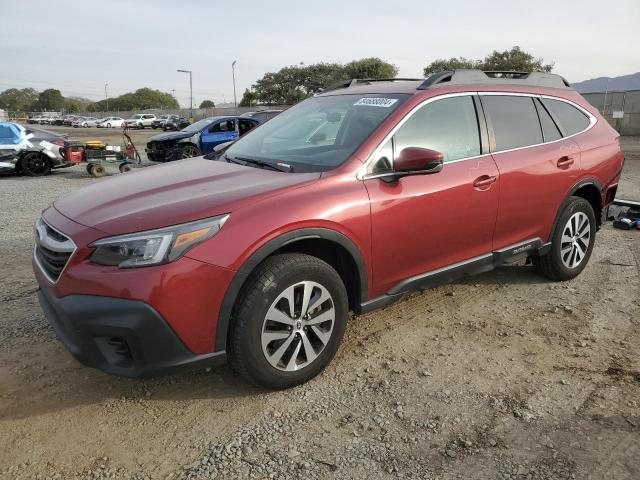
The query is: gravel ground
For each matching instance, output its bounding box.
[0,136,639,480]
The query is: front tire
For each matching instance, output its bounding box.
[180,145,200,159]
[229,254,348,389]
[534,196,596,281]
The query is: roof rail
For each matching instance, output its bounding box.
[320,77,424,93]
[417,70,571,90]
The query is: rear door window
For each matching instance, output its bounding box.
[482,95,543,151]
[541,98,590,136]
[210,120,236,133]
[534,99,562,142]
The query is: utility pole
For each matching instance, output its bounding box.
[232,60,238,113]
[104,83,109,112]
[177,69,193,120]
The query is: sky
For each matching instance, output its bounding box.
[1,0,639,107]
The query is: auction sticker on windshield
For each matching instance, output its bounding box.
[353,98,398,107]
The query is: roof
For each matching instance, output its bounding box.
[317,70,572,96]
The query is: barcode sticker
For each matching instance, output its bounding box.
[353,98,398,108]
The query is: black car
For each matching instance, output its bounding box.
[151,115,171,129]
[240,109,283,123]
[163,115,190,131]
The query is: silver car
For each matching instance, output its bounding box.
[73,117,99,128]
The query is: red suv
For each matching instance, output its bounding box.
[34,71,623,389]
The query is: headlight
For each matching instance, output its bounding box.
[89,214,229,268]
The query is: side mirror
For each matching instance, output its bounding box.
[395,147,443,173]
[380,147,443,182]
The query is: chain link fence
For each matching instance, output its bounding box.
[582,90,640,135]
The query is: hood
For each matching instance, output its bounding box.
[149,130,195,142]
[53,158,320,235]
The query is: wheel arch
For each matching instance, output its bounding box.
[548,178,603,241]
[215,228,368,352]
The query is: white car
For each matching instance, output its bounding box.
[123,113,157,129]
[96,117,125,128]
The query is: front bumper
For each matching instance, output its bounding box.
[0,162,17,173]
[145,146,180,162]
[37,287,227,377]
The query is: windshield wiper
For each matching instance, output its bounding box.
[222,153,244,165]
[232,156,293,172]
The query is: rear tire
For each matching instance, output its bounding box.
[21,152,51,176]
[89,164,106,178]
[534,196,596,281]
[228,254,348,389]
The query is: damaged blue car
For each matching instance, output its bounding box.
[145,116,261,162]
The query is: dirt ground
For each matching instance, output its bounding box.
[0,136,639,480]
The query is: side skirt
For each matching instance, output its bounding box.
[359,238,548,314]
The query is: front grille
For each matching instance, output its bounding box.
[34,218,75,282]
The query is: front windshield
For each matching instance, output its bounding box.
[130,115,141,120]
[225,94,408,172]
[182,117,213,132]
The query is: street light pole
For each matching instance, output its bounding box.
[104,83,109,113]
[232,60,238,113]
[177,69,193,119]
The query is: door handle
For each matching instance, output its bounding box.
[557,156,575,168]
[473,175,497,189]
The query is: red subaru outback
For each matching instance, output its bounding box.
[34,71,623,389]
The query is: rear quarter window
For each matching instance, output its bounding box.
[541,98,590,136]
[482,95,543,151]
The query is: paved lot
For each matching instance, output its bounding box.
[0,138,639,479]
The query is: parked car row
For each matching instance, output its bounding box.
[27,110,284,131]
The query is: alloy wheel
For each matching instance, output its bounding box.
[181,147,199,158]
[23,154,49,175]
[261,281,335,371]
[560,212,591,269]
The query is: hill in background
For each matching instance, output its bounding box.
[572,72,640,92]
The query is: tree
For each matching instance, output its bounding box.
[0,88,39,111]
[36,89,65,111]
[481,46,554,72]
[423,57,479,74]
[239,88,257,107]
[424,46,554,75]
[90,88,179,111]
[199,100,215,108]
[247,58,398,105]
[343,58,398,80]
